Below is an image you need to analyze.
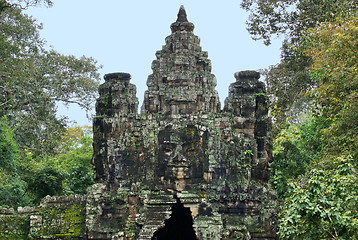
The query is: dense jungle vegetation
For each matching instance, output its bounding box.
[0,0,99,207]
[0,0,357,239]
[242,0,358,238]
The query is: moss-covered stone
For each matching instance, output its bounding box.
[0,214,30,240]
[3,6,277,240]
[27,196,86,239]
[90,7,276,239]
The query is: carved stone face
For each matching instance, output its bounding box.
[157,125,208,191]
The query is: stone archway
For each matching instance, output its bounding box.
[152,198,197,240]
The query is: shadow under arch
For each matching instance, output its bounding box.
[152,198,198,240]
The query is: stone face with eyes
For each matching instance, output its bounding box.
[157,125,209,191]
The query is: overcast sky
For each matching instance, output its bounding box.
[25,0,283,126]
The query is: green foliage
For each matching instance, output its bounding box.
[0,124,94,207]
[305,15,358,161]
[0,4,98,206]
[241,0,358,132]
[20,126,94,203]
[279,156,358,239]
[270,114,328,199]
[22,159,64,204]
[0,116,18,171]
[270,124,305,199]
[0,215,30,239]
[241,0,357,45]
[0,0,53,13]
[55,126,94,195]
[0,6,101,157]
[263,56,313,134]
[243,1,358,238]
[0,116,31,208]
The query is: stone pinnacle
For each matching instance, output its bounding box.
[170,5,194,32]
[177,5,188,22]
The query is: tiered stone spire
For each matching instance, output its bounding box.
[142,6,220,115]
[176,5,188,22]
[170,5,194,32]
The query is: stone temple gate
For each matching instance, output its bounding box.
[89,6,277,239]
[0,6,277,240]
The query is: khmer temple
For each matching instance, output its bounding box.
[0,6,277,239]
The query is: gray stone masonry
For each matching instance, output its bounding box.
[91,5,277,240]
[0,5,277,240]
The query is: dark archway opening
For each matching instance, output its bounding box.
[152,198,198,240]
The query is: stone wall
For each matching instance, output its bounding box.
[0,195,86,239]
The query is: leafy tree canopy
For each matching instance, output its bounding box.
[304,15,358,160]
[243,2,358,238]
[0,116,31,207]
[0,5,101,156]
[270,114,329,199]
[0,0,53,12]
[0,1,99,207]
[0,124,94,207]
[21,126,94,203]
[241,0,357,45]
[279,156,358,239]
[241,0,358,132]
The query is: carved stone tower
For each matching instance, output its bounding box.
[143,5,220,115]
[90,6,277,240]
[0,6,277,240]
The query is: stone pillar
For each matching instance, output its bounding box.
[92,72,139,183]
[224,70,272,181]
[95,72,138,118]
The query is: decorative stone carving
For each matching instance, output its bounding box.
[0,6,277,240]
[90,6,277,240]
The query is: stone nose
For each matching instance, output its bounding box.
[173,152,187,164]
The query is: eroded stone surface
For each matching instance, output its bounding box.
[0,6,277,240]
[90,6,277,240]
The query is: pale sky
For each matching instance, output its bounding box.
[26,0,282,126]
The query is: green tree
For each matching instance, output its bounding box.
[279,156,358,239]
[0,0,53,12]
[54,126,94,195]
[304,15,358,161]
[0,6,101,156]
[269,14,358,239]
[241,0,358,133]
[22,156,65,204]
[0,116,30,207]
[242,2,358,238]
[19,126,94,204]
[270,114,328,199]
